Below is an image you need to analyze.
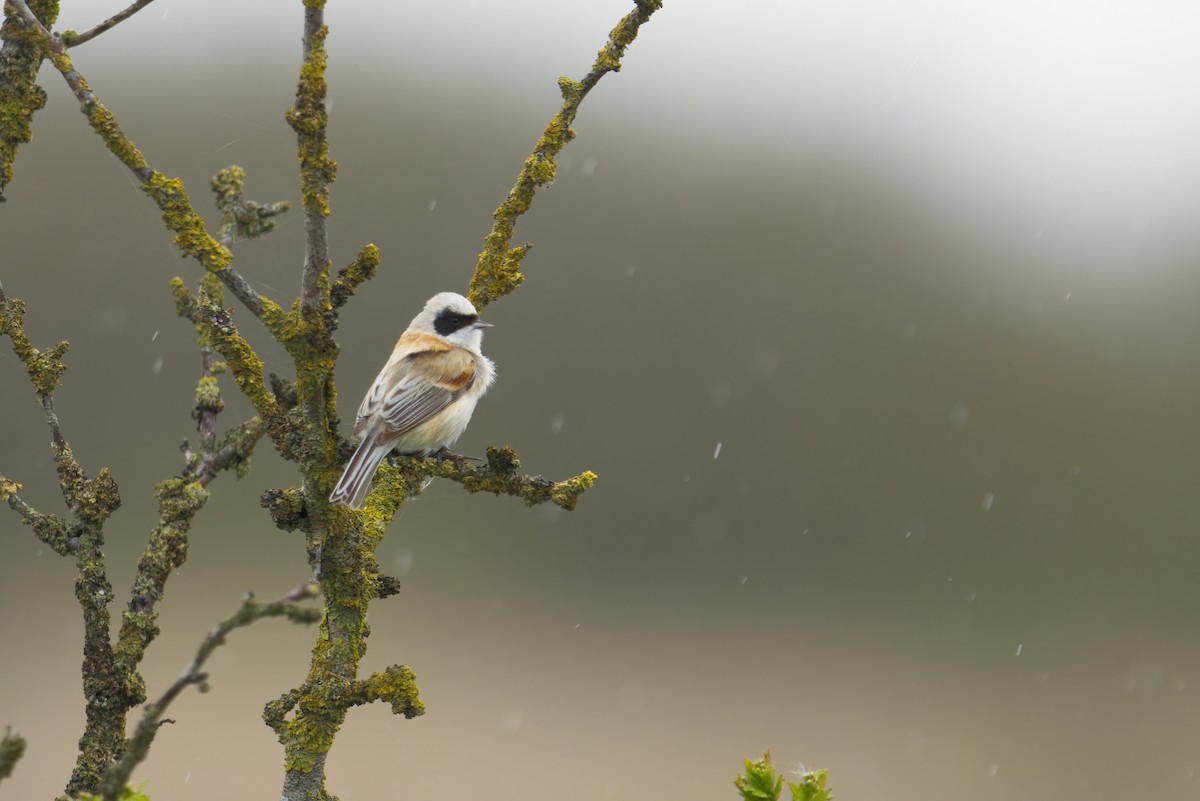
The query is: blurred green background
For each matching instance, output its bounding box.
[3,1,1200,799]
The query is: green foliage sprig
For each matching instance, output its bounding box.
[735,751,834,801]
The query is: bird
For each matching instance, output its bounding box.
[329,291,496,509]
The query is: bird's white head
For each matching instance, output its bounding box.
[410,291,492,352]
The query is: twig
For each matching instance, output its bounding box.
[7,0,268,320]
[289,6,333,320]
[0,727,25,784]
[4,0,46,33]
[61,0,157,47]
[101,582,322,801]
[468,0,663,309]
[0,479,77,556]
[286,4,336,440]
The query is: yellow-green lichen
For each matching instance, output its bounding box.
[141,172,230,272]
[0,0,58,192]
[81,92,147,172]
[154,477,209,520]
[286,22,336,216]
[0,477,20,501]
[194,375,224,413]
[550,470,597,511]
[330,244,380,308]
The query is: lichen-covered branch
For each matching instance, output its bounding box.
[0,287,132,795]
[61,0,157,48]
[401,447,595,511]
[468,0,663,309]
[1,286,274,797]
[0,727,25,784]
[100,582,321,801]
[212,166,291,255]
[171,279,286,425]
[5,1,642,798]
[6,0,272,319]
[287,3,335,322]
[330,244,380,310]
[0,0,56,201]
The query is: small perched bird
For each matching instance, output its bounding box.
[329,291,496,509]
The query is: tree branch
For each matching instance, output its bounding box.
[468,0,663,309]
[6,0,269,320]
[0,0,58,200]
[286,4,337,440]
[61,0,157,47]
[0,727,25,785]
[101,582,322,801]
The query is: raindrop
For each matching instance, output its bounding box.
[624,263,637,277]
[151,330,159,342]
[981,493,995,511]
[681,474,690,483]
[739,576,748,585]
[394,547,414,575]
[581,157,598,177]
[500,705,524,733]
[966,592,976,602]
[152,356,164,375]
[1125,661,1164,695]
[427,199,437,211]
[949,403,969,427]
[708,382,732,407]
[904,520,929,544]
[1069,465,1081,477]
[549,414,565,435]
[1015,643,1023,657]
[988,764,999,779]
[713,442,723,459]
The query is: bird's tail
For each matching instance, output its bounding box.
[329,433,391,510]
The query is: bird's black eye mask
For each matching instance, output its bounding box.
[433,309,478,337]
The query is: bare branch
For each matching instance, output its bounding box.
[0,477,77,556]
[61,0,157,47]
[101,583,322,801]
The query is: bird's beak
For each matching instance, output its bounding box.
[474,320,494,329]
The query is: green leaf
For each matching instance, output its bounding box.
[789,769,833,801]
[734,751,784,801]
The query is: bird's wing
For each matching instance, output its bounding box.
[355,334,477,438]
